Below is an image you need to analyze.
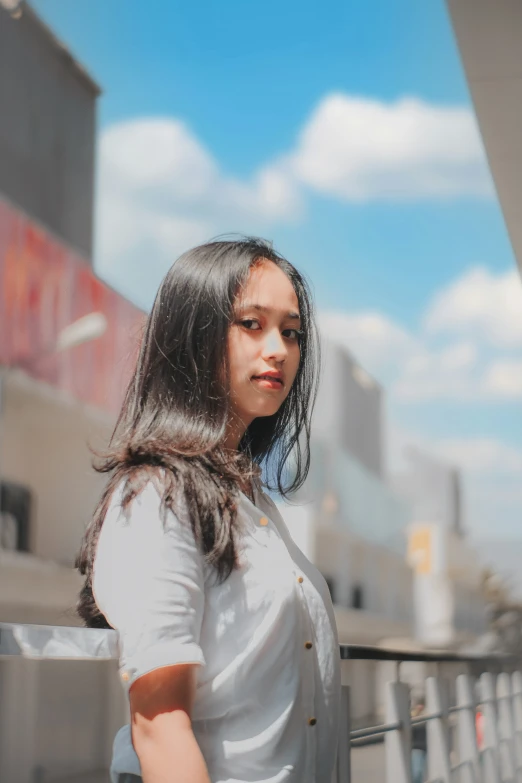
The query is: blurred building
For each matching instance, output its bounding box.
[0,2,142,625]
[312,338,383,477]
[0,6,141,781]
[0,4,98,257]
[445,0,522,645]
[282,502,414,646]
[279,338,415,646]
[391,447,464,536]
[393,449,488,648]
[282,336,489,653]
[407,522,487,648]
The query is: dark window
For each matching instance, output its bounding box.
[351,584,364,610]
[0,481,32,552]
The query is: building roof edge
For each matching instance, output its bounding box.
[23,2,102,96]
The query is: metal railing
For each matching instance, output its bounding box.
[1,622,521,782]
[336,644,522,783]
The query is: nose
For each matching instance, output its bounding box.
[262,327,287,363]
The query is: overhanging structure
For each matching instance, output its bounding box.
[447,0,522,276]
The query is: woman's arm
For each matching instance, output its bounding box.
[130,663,211,783]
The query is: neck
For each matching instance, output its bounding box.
[223,424,245,451]
[223,418,255,501]
[224,413,250,451]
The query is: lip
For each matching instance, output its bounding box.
[252,371,284,388]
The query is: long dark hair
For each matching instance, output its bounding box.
[75,237,319,627]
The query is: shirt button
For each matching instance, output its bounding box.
[297,576,304,584]
[259,516,269,526]
[308,717,317,726]
[305,641,313,650]
[121,671,130,682]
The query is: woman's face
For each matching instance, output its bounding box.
[228,260,301,431]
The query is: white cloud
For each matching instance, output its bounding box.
[424,267,522,348]
[98,119,301,220]
[95,118,301,305]
[318,309,486,401]
[317,310,419,379]
[394,341,480,401]
[320,264,522,402]
[483,360,522,398]
[388,425,522,540]
[95,94,496,304]
[431,438,522,475]
[99,119,217,198]
[290,94,493,201]
[388,425,522,477]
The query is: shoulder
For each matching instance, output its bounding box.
[93,476,203,614]
[102,479,159,540]
[97,476,195,571]
[93,476,205,637]
[105,473,190,533]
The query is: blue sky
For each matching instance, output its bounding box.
[32,0,522,542]
[32,0,513,313]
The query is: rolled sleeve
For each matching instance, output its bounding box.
[93,481,206,690]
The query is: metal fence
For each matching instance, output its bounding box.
[1,622,521,782]
[336,644,522,783]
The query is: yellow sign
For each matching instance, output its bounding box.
[408,527,432,575]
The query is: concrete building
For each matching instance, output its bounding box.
[291,336,489,652]
[0,7,141,780]
[0,368,112,625]
[0,4,99,257]
[407,521,487,648]
[0,164,141,783]
[393,448,488,648]
[312,338,383,477]
[282,500,414,646]
[391,447,464,537]
[283,337,416,647]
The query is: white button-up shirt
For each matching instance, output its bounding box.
[93,480,341,783]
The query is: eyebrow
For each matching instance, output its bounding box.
[236,302,301,320]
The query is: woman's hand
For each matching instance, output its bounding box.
[129,663,211,783]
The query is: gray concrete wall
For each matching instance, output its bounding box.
[391,448,463,533]
[0,6,98,258]
[0,657,128,783]
[313,338,383,477]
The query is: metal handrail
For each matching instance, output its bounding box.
[0,622,518,669]
[339,642,518,666]
[350,721,402,740]
[2,622,522,782]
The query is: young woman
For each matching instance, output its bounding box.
[76,238,341,783]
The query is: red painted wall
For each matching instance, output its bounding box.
[0,196,145,415]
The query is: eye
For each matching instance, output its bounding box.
[239,318,262,331]
[282,328,303,342]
